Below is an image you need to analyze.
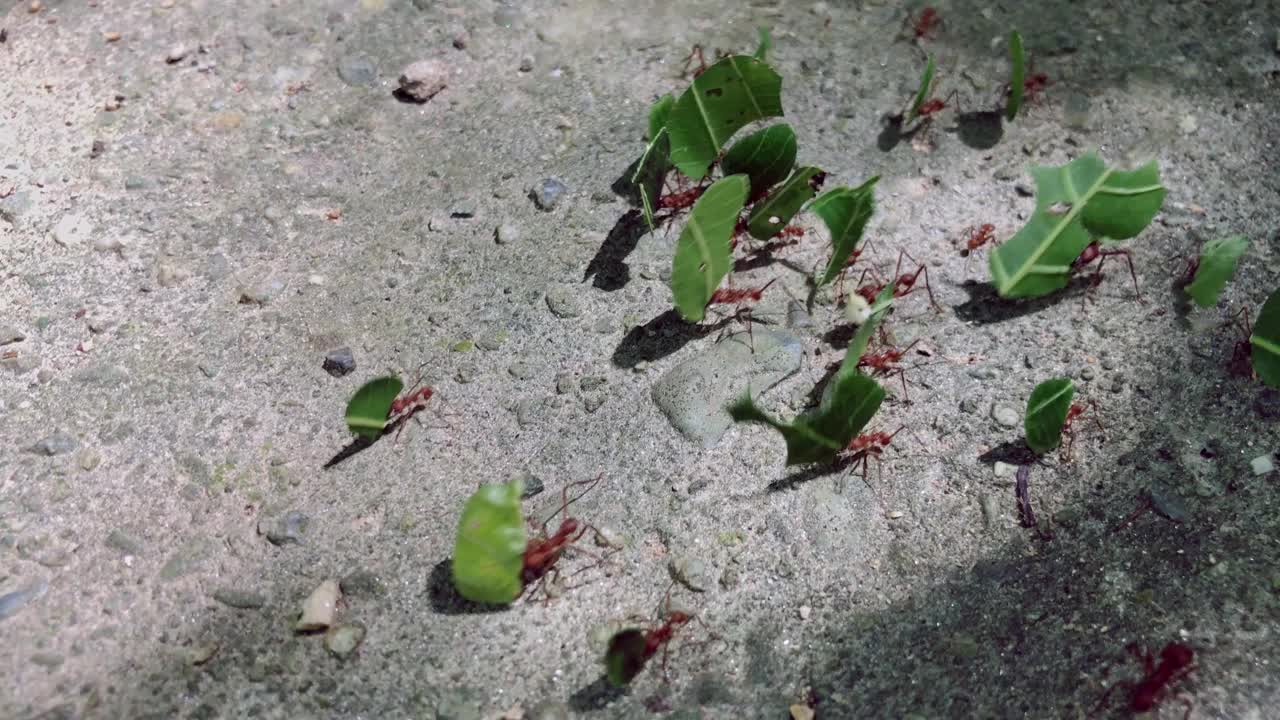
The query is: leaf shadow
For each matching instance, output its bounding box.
[425,558,512,616]
[321,413,415,470]
[611,309,726,369]
[955,110,1004,149]
[976,440,1039,467]
[583,210,648,291]
[876,113,905,152]
[951,279,1072,324]
[568,676,629,712]
[766,460,847,493]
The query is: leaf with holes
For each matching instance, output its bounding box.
[906,55,935,123]
[988,152,1166,298]
[1005,30,1025,121]
[746,165,824,240]
[720,124,796,200]
[811,176,880,289]
[1251,288,1280,388]
[631,127,671,231]
[1185,235,1248,308]
[666,55,784,180]
[345,376,403,440]
[728,373,884,466]
[1025,378,1075,454]
[451,479,527,605]
[670,174,749,322]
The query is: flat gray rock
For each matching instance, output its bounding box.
[651,329,803,447]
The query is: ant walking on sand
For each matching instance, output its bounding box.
[857,338,924,402]
[385,364,446,442]
[960,223,997,274]
[607,583,722,685]
[839,426,907,498]
[707,278,778,350]
[1073,240,1142,303]
[1093,642,1196,720]
[1225,307,1255,379]
[899,6,942,42]
[520,473,613,599]
[848,249,943,312]
[1059,398,1104,460]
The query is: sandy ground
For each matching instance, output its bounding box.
[3,1,1280,718]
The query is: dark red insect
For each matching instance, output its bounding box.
[778,225,805,240]
[852,250,942,312]
[962,223,997,253]
[609,583,719,684]
[1060,398,1103,458]
[1073,240,1142,302]
[857,339,921,401]
[842,426,906,495]
[386,370,438,442]
[907,7,942,40]
[657,184,706,212]
[520,474,607,595]
[1225,307,1255,379]
[708,278,777,349]
[1094,642,1196,719]
[682,45,708,78]
[1022,72,1051,104]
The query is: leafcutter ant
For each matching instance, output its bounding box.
[839,426,906,498]
[1225,307,1255,379]
[1073,240,1142,303]
[1059,398,1104,459]
[605,583,722,685]
[899,6,942,42]
[1094,642,1196,720]
[857,338,924,402]
[850,250,942,312]
[521,473,613,600]
[707,278,778,350]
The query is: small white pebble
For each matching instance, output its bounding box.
[1250,454,1275,476]
[798,605,811,620]
[887,510,904,520]
[307,274,326,286]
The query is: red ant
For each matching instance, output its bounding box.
[857,339,922,402]
[386,365,440,441]
[961,223,997,254]
[1073,240,1142,303]
[850,250,942,312]
[520,473,610,598]
[1094,642,1196,719]
[1060,398,1104,459]
[708,278,777,349]
[840,426,906,497]
[901,6,942,41]
[1225,307,1255,379]
[607,583,720,685]
[1022,72,1051,104]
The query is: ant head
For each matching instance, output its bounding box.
[557,517,580,536]
[1162,643,1194,665]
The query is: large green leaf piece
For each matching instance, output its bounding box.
[746,165,824,240]
[605,629,649,686]
[345,376,404,440]
[451,480,527,605]
[812,176,880,289]
[631,127,671,231]
[670,174,750,322]
[906,55,935,123]
[720,124,796,199]
[1025,378,1074,453]
[1005,31,1025,122]
[988,152,1166,298]
[667,55,784,180]
[1185,235,1248,308]
[1251,288,1280,388]
[728,373,885,466]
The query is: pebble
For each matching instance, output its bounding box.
[1251,454,1275,475]
[1149,484,1189,522]
[1179,115,1198,134]
[786,300,812,329]
[323,347,356,377]
[526,701,572,720]
[978,493,999,527]
[451,30,469,50]
[508,362,536,380]
[93,235,124,253]
[156,262,191,287]
[325,623,366,657]
[337,54,377,86]
[554,373,577,394]
[105,529,143,555]
[959,397,980,414]
[494,223,521,244]
[0,325,24,345]
[993,461,1017,481]
[798,605,812,620]
[296,579,340,632]
[583,393,605,413]
[397,60,448,102]
[668,555,712,592]
[592,525,626,550]
[719,565,740,589]
[165,44,189,64]
[30,432,78,456]
[259,510,309,546]
[476,330,508,351]
[212,589,266,609]
[512,469,545,498]
[530,178,568,211]
[991,404,1019,428]
[341,569,388,598]
[518,55,534,72]
[0,579,48,621]
[544,285,581,318]
[239,278,285,305]
[967,365,998,380]
[52,213,92,247]
[1080,366,1096,381]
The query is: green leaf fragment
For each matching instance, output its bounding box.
[667,55,785,180]
[1251,288,1280,388]
[835,285,897,381]
[631,127,672,231]
[746,165,824,240]
[720,123,797,200]
[670,174,750,322]
[605,628,649,686]
[344,376,403,440]
[754,27,772,61]
[907,55,935,123]
[648,93,675,141]
[1006,30,1025,122]
[1185,235,1248,308]
[812,177,879,289]
[1025,378,1075,454]
[728,373,884,466]
[451,480,527,605]
[988,152,1166,298]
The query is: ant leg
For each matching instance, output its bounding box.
[1106,249,1142,302]
[1111,494,1154,533]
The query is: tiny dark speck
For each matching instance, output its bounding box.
[0,29,7,43]
[705,88,723,97]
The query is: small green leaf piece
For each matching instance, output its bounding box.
[451,480,527,605]
[1251,288,1280,388]
[632,127,672,231]
[1025,378,1075,454]
[648,93,675,141]
[345,376,403,440]
[754,27,773,61]
[670,175,750,322]
[1006,30,1025,122]
[605,629,649,686]
[746,166,824,240]
[1185,236,1248,308]
[835,285,896,381]
[720,124,797,200]
[988,152,1166,298]
[667,55,785,180]
[812,177,879,289]
[729,373,884,466]
[907,55,935,123]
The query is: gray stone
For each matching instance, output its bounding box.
[785,300,812,329]
[52,214,92,247]
[0,579,48,621]
[508,362,536,380]
[583,393,605,413]
[960,397,981,414]
[212,589,266,609]
[323,347,356,377]
[514,398,546,428]
[530,178,568,211]
[652,330,803,446]
[967,365,998,380]
[494,223,520,244]
[341,569,388,598]
[30,432,78,456]
[259,510,309,546]
[580,376,606,392]
[0,325,25,346]
[337,55,377,86]
[325,623,366,657]
[544,285,581,318]
[1150,484,1189,523]
[991,404,1019,428]
[518,55,534,72]
[525,701,572,720]
[159,539,213,580]
[105,529,143,555]
[554,373,577,394]
[397,60,448,102]
[239,278,285,305]
[514,469,545,498]
[668,555,712,592]
[165,44,190,64]
[1080,366,1096,381]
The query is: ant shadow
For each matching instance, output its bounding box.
[425,559,511,616]
[583,210,647,292]
[977,440,1039,467]
[611,309,727,369]
[954,110,1004,149]
[766,462,845,493]
[321,413,415,470]
[951,279,1075,324]
[568,677,629,712]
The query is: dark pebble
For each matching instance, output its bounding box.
[323,347,356,377]
[530,178,568,211]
